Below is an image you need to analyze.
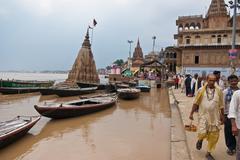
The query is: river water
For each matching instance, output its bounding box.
[0,72,171,160]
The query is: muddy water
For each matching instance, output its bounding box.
[0,88,171,160]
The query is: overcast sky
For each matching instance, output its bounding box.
[0,0,226,71]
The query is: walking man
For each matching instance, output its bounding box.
[223,75,239,155]
[213,70,225,90]
[189,74,224,160]
[228,87,240,159]
[185,74,192,97]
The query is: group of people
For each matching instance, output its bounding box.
[185,71,240,160]
[173,71,226,98]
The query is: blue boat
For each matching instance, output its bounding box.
[136,85,151,92]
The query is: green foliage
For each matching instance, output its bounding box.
[113,59,124,66]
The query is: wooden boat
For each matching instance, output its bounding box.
[0,79,54,88]
[79,93,117,99]
[117,88,140,100]
[34,95,117,119]
[0,87,42,94]
[0,116,41,148]
[136,85,151,92]
[39,87,97,97]
[105,83,130,93]
[77,82,98,88]
[0,79,55,94]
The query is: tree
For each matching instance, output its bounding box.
[113,59,124,66]
[106,66,111,70]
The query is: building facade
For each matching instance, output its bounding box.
[174,0,240,76]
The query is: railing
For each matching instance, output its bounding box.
[178,43,234,47]
[178,15,202,19]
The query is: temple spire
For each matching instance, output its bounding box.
[137,38,140,47]
[82,27,91,49]
[206,0,227,17]
[133,38,143,59]
[65,26,99,86]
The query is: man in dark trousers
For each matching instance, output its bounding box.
[185,74,192,96]
[223,75,239,155]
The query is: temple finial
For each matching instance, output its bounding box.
[82,26,91,48]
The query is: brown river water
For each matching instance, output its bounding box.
[0,88,171,160]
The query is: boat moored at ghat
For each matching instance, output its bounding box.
[34,95,117,119]
[136,85,151,92]
[0,116,41,148]
[0,79,54,88]
[0,79,55,94]
[39,86,97,97]
[117,88,140,100]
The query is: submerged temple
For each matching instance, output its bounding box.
[65,28,99,86]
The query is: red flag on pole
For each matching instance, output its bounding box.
[93,19,97,27]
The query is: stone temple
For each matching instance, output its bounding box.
[65,28,99,87]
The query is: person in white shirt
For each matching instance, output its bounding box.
[223,75,239,155]
[213,70,225,90]
[228,89,240,160]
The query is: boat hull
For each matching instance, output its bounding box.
[39,87,97,97]
[0,116,41,148]
[77,82,98,88]
[34,99,116,119]
[0,79,54,88]
[0,87,41,94]
[136,86,151,92]
[117,89,140,100]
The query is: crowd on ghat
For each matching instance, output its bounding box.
[172,71,240,160]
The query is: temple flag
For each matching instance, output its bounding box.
[93,19,97,27]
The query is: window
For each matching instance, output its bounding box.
[173,53,177,58]
[217,35,221,44]
[186,38,191,44]
[166,53,169,58]
[195,56,199,64]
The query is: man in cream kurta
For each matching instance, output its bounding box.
[189,74,224,160]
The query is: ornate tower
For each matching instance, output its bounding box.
[65,28,100,86]
[205,0,229,29]
[206,0,227,17]
[132,39,144,67]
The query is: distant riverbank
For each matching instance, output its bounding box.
[0,72,108,84]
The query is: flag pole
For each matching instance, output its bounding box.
[91,27,94,46]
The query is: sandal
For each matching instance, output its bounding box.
[226,149,234,156]
[205,152,215,160]
[196,140,203,150]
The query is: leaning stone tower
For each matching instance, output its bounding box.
[65,28,100,87]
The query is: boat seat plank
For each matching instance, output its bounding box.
[0,120,28,135]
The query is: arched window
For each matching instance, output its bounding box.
[185,36,191,44]
[190,22,195,30]
[195,35,200,44]
[166,53,170,58]
[184,23,189,30]
[178,24,183,31]
[173,53,177,58]
[196,23,201,29]
[211,35,216,43]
